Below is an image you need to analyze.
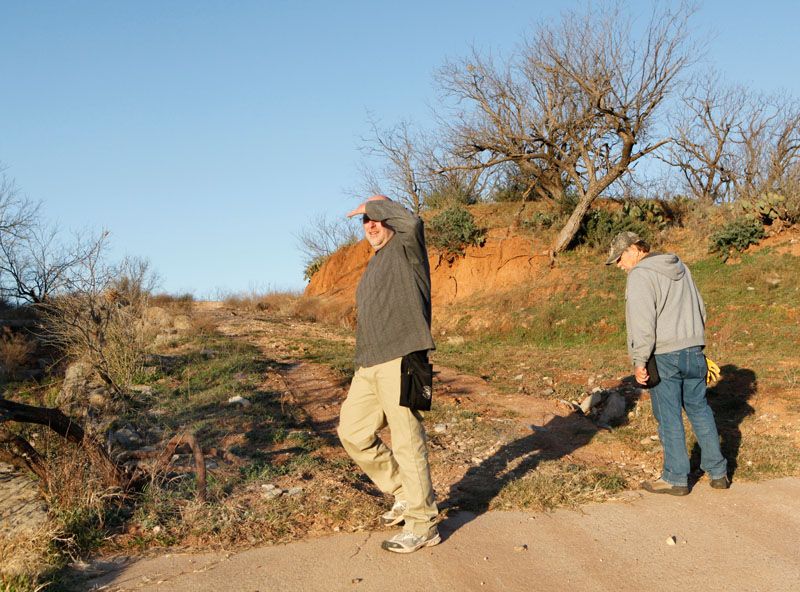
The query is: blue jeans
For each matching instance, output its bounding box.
[650,346,728,486]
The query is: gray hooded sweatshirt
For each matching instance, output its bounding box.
[625,253,706,368]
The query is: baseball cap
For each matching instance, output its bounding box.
[605,231,642,265]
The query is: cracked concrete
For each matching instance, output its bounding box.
[79,477,800,592]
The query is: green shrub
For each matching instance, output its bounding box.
[427,206,486,256]
[521,211,557,230]
[570,198,677,251]
[621,199,669,230]
[708,217,765,260]
[740,192,800,226]
[579,208,651,250]
[491,185,525,202]
[424,184,478,210]
[488,169,540,202]
[303,254,328,281]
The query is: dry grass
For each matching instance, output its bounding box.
[491,459,628,511]
[0,522,56,589]
[221,290,300,315]
[0,328,36,379]
[149,292,195,313]
[0,440,124,591]
[290,296,355,329]
[127,457,388,550]
[189,311,218,336]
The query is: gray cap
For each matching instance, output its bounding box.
[605,231,642,265]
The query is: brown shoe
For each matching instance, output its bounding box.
[710,475,730,489]
[642,478,689,496]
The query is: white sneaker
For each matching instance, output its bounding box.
[381,529,441,553]
[380,500,407,526]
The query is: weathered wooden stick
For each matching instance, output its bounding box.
[0,397,126,487]
[151,433,207,502]
[0,429,49,485]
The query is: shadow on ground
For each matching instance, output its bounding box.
[442,365,758,538]
[690,364,756,483]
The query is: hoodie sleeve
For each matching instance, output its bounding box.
[625,268,658,368]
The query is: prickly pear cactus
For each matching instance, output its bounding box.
[742,192,787,223]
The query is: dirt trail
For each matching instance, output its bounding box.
[0,462,46,533]
[202,303,580,502]
[72,304,800,591]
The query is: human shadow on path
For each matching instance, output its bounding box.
[689,364,756,484]
[438,379,646,538]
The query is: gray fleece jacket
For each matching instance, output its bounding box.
[625,253,706,368]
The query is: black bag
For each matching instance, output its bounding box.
[644,353,660,388]
[400,350,433,411]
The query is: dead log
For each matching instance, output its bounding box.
[152,433,207,502]
[1,398,207,502]
[0,397,127,488]
[0,429,49,484]
[121,433,208,502]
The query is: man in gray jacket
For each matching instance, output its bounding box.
[607,231,729,495]
[337,195,439,553]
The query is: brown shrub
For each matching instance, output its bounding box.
[254,292,298,313]
[0,328,36,378]
[40,268,155,395]
[150,292,195,314]
[290,297,355,329]
[191,313,218,335]
[222,290,300,315]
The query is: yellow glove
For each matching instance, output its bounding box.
[705,356,721,384]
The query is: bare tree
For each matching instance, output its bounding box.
[0,171,108,304]
[361,117,489,212]
[295,213,360,280]
[437,2,695,255]
[361,118,429,213]
[296,214,359,262]
[734,92,800,199]
[663,83,800,208]
[660,73,747,203]
[0,222,105,304]
[0,173,39,298]
[38,236,157,396]
[0,173,37,237]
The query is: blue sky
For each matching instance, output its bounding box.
[1,1,798,296]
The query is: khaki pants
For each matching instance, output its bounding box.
[337,357,438,536]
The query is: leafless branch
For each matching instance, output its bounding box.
[435,1,697,254]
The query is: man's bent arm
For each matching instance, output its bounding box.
[626,270,658,368]
[364,200,420,237]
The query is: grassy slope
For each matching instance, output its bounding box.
[298,211,800,490]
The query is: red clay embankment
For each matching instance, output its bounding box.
[304,231,551,307]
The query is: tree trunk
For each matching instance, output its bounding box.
[552,192,595,255]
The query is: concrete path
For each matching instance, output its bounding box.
[0,461,47,540]
[83,477,800,592]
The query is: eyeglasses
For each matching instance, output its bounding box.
[361,215,372,224]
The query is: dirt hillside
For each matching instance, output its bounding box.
[305,230,551,307]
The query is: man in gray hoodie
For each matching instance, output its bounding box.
[606,231,729,495]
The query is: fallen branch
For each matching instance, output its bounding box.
[127,433,207,502]
[154,433,207,502]
[0,429,49,484]
[1,397,207,502]
[0,397,127,488]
